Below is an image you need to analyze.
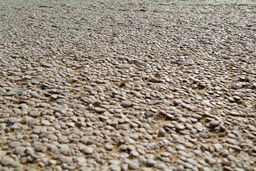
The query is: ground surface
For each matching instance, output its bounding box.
[0,0,256,171]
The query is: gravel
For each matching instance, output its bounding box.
[0,0,256,170]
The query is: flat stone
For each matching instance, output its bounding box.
[175,123,185,130]
[58,135,70,143]
[8,117,21,123]
[121,100,133,107]
[148,100,162,105]
[28,111,41,117]
[94,107,106,113]
[130,150,140,157]
[59,156,73,164]
[105,143,113,151]
[0,156,21,167]
[156,163,167,170]
[9,141,21,148]
[40,61,53,68]
[74,156,87,167]
[110,164,121,171]
[128,161,140,170]
[81,146,94,155]
[208,120,219,127]
[41,119,51,126]
[117,64,130,69]
[145,159,157,167]
[52,105,68,113]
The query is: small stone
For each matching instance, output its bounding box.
[181,59,194,66]
[58,136,70,143]
[28,110,41,117]
[34,144,47,152]
[67,122,75,127]
[145,159,157,167]
[0,156,21,167]
[157,163,167,170]
[226,138,239,145]
[214,144,223,151]
[59,156,73,164]
[110,164,121,171]
[14,146,26,155]
[105,144,113,151]
[8,117,21,123]
[121,100,133,107]
[9,141,21,148]
[130,150,140,157]
[94,107,106,113]
[40,61,53,68]
[41,120,51,126]
[74,156,87,167]
[209,120,219,127]
[128,161,140,170]
[81,146,94,155]
[148,100,162,105]
[52,105,68,113]
[175,123,185,130]
[117,64,130,69]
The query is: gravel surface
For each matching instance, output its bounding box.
[1,0,256,170]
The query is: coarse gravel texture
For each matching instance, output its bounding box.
[0,0,256,171]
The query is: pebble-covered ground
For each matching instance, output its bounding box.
[0,0,256,171]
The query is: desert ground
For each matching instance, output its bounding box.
[0,0,256,170]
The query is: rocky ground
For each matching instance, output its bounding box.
[0,0,256,170]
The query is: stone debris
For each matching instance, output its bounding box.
[0,0,255,170]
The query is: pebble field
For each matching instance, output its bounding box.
[0,0,256,170]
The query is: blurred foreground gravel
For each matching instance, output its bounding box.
[0,0,256,170]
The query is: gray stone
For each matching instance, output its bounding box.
[148,100,162,105]
[59,156,73,164]
[81,146,94,155]
[156,163,167,170]
[105,144,113,151]
[121,100,133,107]
[94,107,106,113]
[110,164,121,171]
[145,159,157,167]
[9,141,21,148]
[41,119,51,126]
[208,120,219,127]
[28,110,41,117]
[128,161,140,170]
[0,156,21,167]
[74,156,87,167]
[175,123,185,130]
[52,105,68,113]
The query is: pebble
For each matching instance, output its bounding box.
[175,123,185,130]
[0,156,21,167]
[128,161,140,170]
[74,156,87,167]
[52,105,68,113]
[156,163,167,170]
[28,111,41,117]
[9,141,21,148]
[94,107,106,113]
[105,144,113,151]
[208,120,219,127]
[121,100,133,107]
[41,119,51,126]
[145,159,157,167]
[148,100,162,105]
[81,146,94,155]
[59,156,73,164]
[130,150,140,157]
[109,164,121,171]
